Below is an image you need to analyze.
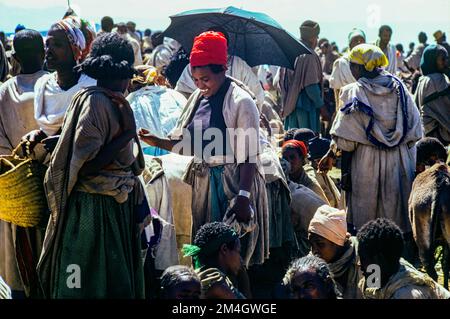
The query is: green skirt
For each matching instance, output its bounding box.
[51,191,144,299]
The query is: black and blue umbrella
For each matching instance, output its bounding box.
[162,6,311,69]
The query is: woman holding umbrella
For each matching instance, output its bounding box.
[139,31,269,269]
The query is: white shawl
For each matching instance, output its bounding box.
[34,72,96,136]
[329,54,356,90]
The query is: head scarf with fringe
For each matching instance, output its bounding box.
[52,16,89,62]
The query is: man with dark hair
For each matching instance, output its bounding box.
[99,16,114,34]
[404,31,429,72]
[357,218,450,299]
[0,29,48,298]
[319,39,340,75]
[374,25,397,74]
[0,29,45,154]
[277,20,324,133]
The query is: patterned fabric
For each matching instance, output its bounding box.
[196,267,245,299]
[53,16,87,62]
[348,44,388,72]
[0,275,11,299]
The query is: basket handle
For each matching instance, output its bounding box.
[0,158,16,170]
[11,140,30,159]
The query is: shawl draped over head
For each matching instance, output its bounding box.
[282,139,308,158]
[420,44,449,75]
[414,72,450,143]
[190,31,228,68]
[182,229,238,269]
[308,205,347,246]
[349,44,389,72]
[52,15,95,62]
[335,71,421,149]
[0,41,9,83]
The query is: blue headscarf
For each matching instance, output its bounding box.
[420,44,448,75]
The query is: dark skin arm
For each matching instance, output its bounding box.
[138,128,179,152]
[229,162,255,223]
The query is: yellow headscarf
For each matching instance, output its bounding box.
[348,43,389,72]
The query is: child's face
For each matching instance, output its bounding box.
[282,149,305,175]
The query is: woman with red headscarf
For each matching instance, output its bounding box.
[139,31,269,270]
[282,139,329,203]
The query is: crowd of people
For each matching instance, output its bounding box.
[0,9,449,300]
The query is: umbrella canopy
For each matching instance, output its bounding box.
[162,6,311,69]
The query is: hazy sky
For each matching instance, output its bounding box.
[1,0,449,49]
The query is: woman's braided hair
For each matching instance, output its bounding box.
[76,33,135,80]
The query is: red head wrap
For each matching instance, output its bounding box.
[282,139,308,158]
[190,31,228,67]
